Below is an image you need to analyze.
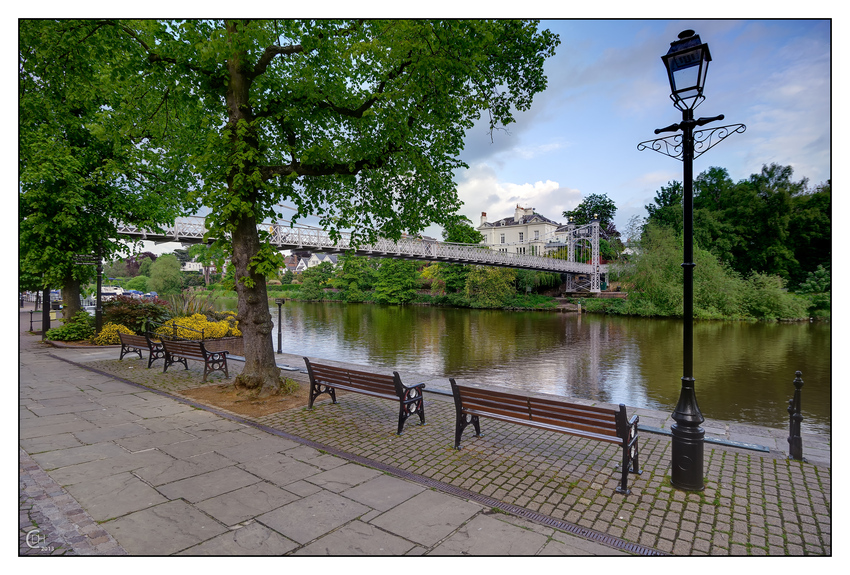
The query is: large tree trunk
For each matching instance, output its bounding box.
[231,214,282,392]
[61,273,82,320]
[224,22,283,393]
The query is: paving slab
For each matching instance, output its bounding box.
[369,489,483,547]
[63,471,168,522]
[155,465,261,503]
[304,463,384,492]
[285,444,350,470]
[20,433,85,455]
[239,452,323,487]
[256,491,370,545]
[133,451,237,486]
[195,481,301,526]
[76,407,144,426]
[101,499,228,555]
[47,449,175,487]
[212,435,301,463]
[429,512,550,555]
[20,418,98,440]
[72,422,151,445]
[30,441,129,470]
[540,533,630,555]
[115,429,198,452]
[294,519,417,555]
[341,474,426,511]
[157,430,259,459]
[177,522,299,555]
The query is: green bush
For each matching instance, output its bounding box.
[742,272,809,320]
[103,295,171,333]
[464,266,517,308]
[45,311,95,341]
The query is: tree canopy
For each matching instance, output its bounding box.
[19,20,188,316]
[52,19,559,390]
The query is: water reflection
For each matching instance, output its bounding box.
[255,300,830,434]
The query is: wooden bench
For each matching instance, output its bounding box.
[450,380,641,494]
[303,357,425,435]
[118,332,165,369]
[162,340,229,382]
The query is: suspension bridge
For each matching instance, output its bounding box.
[115,216,608,292]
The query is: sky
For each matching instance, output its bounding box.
[9,12,832,260]
[120,17,831,256]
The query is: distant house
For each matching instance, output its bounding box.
[181,260,204,273]
[282,254,300,275]
[477,205,562,256]
[295,257,309,274]
[307,253,339,268]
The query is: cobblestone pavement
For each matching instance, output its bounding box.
[76,355,830,556]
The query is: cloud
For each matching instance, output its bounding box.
[454,163,583,226]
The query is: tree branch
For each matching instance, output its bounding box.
[252,44,304,78]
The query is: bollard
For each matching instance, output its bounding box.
[787,371,806,462]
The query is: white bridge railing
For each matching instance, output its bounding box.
[115,216,607,289]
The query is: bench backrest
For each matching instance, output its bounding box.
[450,382,531,421]
[162,339,207,359]
[527,396,621,442]
[452,380,624,443]
[305,359,401,398]
[118,332,148,347]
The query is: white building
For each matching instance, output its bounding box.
[181,260,204,272]
[476,206,562,255]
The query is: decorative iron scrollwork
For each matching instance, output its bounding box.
[637,123,746,161]
[637,133,684,160]
[692,123,746,159]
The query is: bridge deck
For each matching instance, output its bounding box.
[114,217,607,279]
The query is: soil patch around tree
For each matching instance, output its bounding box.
[179,383,313,418]
[178,382,346,418]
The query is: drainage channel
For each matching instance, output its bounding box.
[58,355,665,557]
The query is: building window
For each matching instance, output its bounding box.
[534,230,540,240]
[519,232,524,243]
[500,233,505,244]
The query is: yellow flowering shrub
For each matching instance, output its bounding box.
[155,314,241,340]
[91,322,135,346]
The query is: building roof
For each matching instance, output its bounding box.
[480,212,561,228]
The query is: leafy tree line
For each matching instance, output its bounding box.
[644,163,830,289]
[277,252,561,311]
[591,162,831,320]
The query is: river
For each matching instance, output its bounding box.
[225,299,830,435]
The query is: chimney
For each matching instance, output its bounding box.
[481,212,487,226]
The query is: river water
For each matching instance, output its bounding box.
[247,300,829,434]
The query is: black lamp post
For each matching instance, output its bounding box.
[638,30,745,491]
[275,298,285,354]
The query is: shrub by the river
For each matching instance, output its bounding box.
[103,295,171,333]
[155,313,241,340]
[91,322,135,345]
[45,311,96,341]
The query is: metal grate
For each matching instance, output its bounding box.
[60,355,665,556]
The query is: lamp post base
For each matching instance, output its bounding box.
[670,422,705,491]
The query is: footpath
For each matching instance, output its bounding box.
[19,307,830,556]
